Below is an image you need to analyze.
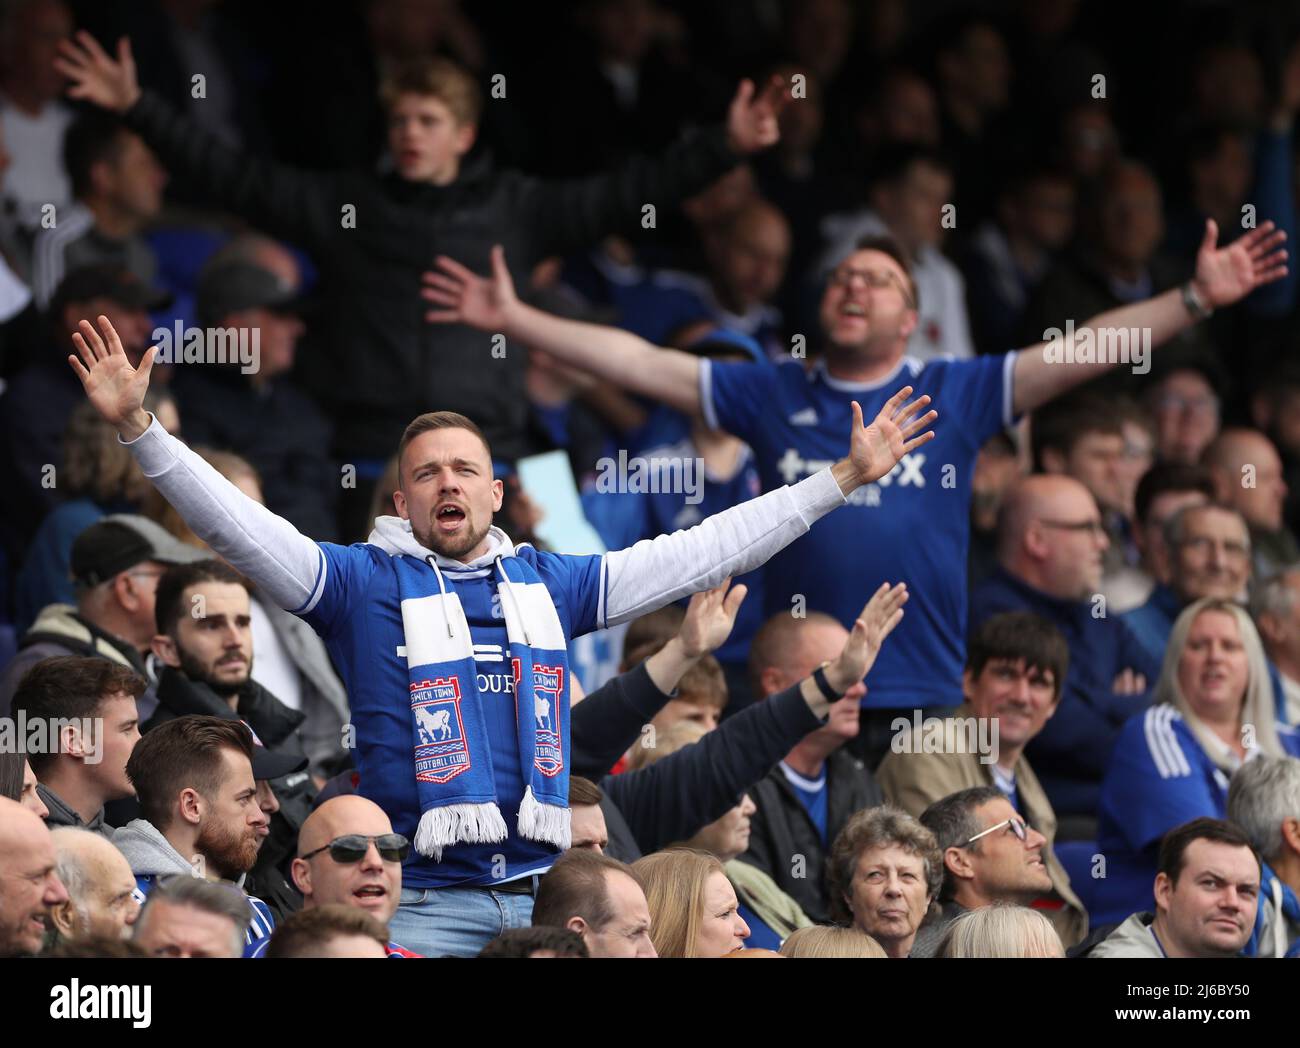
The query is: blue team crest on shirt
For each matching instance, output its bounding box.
[411,676,471,784]
[514,657,565,777]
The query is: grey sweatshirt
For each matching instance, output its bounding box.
[1090,912,1165,958]
[112,818,195,878]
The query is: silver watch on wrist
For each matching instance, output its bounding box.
[1182,281,1213,321]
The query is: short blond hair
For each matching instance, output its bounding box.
[937,904,1065,958]
[379,56,482,127]
[779,925,887,958]
[631,848,727,958]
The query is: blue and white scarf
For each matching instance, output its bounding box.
[1245,860,1300,958]
[389,531,571,860]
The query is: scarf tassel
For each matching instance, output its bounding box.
[517,785,572,850]
[414,802,509,861]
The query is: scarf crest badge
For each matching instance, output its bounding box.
[515,657,564,777]
[411,676,471,784]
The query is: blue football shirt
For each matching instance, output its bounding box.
[581,436,765,669]
[303,543,604,889]
[702,353,1016,709]
[1095,704,1300,924]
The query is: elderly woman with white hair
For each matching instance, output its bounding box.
[1094,598,1300,924]
[1227,754,1300,957]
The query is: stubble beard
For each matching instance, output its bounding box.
[415,513,492,562]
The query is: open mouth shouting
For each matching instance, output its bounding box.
[434,502,468,533]
[353,883,389,910]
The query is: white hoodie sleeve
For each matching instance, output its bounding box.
[599,468,846,627]
[122,414,325,612]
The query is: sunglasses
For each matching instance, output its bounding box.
[965,817,1029,847]
[299,833,410,864]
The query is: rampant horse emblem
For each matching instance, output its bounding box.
[410,676,470,784]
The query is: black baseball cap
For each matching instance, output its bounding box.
[242,720,310,781]
[70,515,207,588]
[48,264,174,317]
[197,261,305,328]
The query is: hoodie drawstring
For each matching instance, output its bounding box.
[426,556,454,639]
[494,556,532,646]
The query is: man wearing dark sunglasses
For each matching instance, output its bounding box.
[911,787,1055,957]
[251,796,420,958]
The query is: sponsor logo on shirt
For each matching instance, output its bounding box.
[788,407,819,426]
[776,449,927,505]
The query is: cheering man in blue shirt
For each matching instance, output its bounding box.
[67,314,934,957]
[424,223,1287,764]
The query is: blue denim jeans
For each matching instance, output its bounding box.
[389,882,538,958]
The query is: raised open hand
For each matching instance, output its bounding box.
[67,315,155,439]
[678,579,748,659]
[1193,219,1288,309]
[826,582,908,692]
[54,31,141,113]
[422,244,520,331]
[726,75,789,154]
[846,387,937,486]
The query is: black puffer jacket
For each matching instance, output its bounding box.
[736,749,883,925]
[147,665,308,753]
[123,91,741,461]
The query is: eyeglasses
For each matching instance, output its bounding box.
[829,266,916,308]
[299,833,410,864]
[1038,518,1108,537]
[1151,393,1219,416]
[965,817,1029,847]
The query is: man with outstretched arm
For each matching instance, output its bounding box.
[67,315,935,957]
[55,31,789,469]
[424,224,1287,766]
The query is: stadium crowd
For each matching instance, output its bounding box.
[3,0,1300,960]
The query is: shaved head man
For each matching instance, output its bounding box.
[1203,428,1297,578]
[706,198,792,318]
[740,610,882,924]
[50,827,140,942]
[998,475,1109,601]
[1204,428,1288,532]
[278,796,419,958]
[972,473,1160,821]
[0,797,69,956]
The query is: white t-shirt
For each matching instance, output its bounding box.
[1,99,72,227]
[249,598,303,711]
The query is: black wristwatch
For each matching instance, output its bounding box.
[812,662,844,702]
